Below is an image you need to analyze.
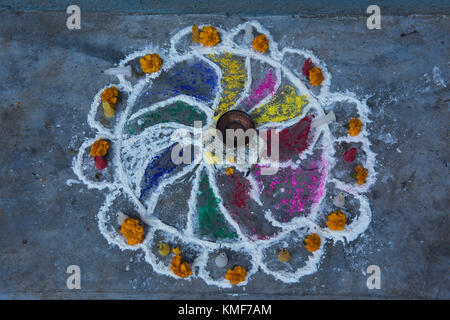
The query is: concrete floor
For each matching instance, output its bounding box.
[0,12,448,299]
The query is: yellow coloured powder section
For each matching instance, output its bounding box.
[250,84,308,125]
[209,53,247,121]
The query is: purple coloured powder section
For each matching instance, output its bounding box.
[242,69,277,110]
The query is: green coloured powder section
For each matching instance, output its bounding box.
[197,173,238,240]
[127,100,207,135]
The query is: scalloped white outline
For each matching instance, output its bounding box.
[71,21,377,288]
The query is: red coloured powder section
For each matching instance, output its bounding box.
[265,116,312,162]
[216,171,281,241]
[343,147,357,162]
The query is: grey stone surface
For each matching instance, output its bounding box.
[0,12,448,299]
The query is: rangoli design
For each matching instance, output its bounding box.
[72,21,376,287]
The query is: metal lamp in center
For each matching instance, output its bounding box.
[216,110,256,148]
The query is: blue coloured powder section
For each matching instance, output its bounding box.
[137,59,218,110]
[139,147,179,201]
[169,61,217,99]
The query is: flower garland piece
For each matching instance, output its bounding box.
[304,233,321,252]
[101,87,119,118]
[199,26,220,47]
[94,155,107,170]
[170,247,193,278]
[89,138,109,157]
[354,165,368,185]
[326,210,347,231]
[309,66,323,86]
[225,167,235,176]
[225,266,247,285]
[192,24,200,44]
[252,34,269,53]
[120,218,144,245]
[302,59,323,86]
[101,86,119,105]
[302,58,313,76]
[347,118,362,136]
[140,53,163,74]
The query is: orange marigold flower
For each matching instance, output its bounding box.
[89,138,110,157]
[252,34,269,53]
[120,218,144,245]
[225,266,247,285]
[225,167,235,175]
[305,233,321,252]
[309,66,323,86]
[170,247,193,278]
[354,165,368,185]
[326,210,347,231]
[101,86,119,105]
[347,118,362,136]
[139,53,163,73]
[199,26,220,47]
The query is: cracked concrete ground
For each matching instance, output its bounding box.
[0,12,448,299]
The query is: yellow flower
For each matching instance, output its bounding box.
[139,53,163,73]
[354,165,368,185]
[252,34,269,53]
[101,86,119,105]
[305,233,321,252]
[326,210,347,231]
[225,266,247,285]
[348,118,362,136]
[199,26,220,47]
[170,247,193,278]
[120,218,144,245]
[309,66,323,86]
[225,167,235,175]
[89,138,109,157]
[102,101,115,118]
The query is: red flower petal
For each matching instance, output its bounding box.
[302,58,313,77]
[94,156,107,170]
[343,148,357,162]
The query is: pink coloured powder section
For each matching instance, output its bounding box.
[241,69,277,110]
[253,157,328,223]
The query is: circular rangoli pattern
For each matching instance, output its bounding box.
[72,21,376,287]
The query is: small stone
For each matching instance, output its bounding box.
[94,156,107,170]
[333,192,346,207]
[214,252,228,268]
[157,243,171,256]
[104,65,132,78]
[278,248,291,262]
[116,211,129,225]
